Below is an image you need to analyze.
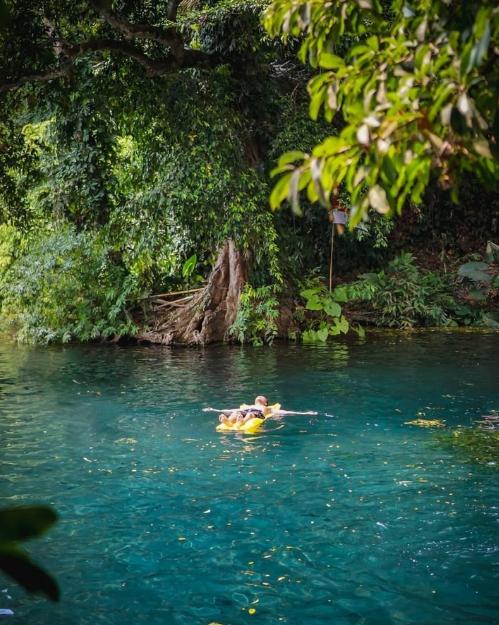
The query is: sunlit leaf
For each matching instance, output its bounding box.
[316,327,328,341]
[269,173,292,210]
[323,300,341,317]
[318,53,345,70]
[278,151,306,167]
[182,254,197,279]
[368,185,390,213]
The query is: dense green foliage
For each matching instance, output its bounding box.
[0,0,497,343]
[287,247,498,337]
[348,253,461,328]
[0,0,290,342]
[229,284,280,345]
[344,252,498,329]
[298,282,354,342]
[265,0,499,223]
[0,225,138,343]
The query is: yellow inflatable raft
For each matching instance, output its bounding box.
[216,404,281,433]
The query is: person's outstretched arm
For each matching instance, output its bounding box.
[202,407,239,414]
[272,409,318,416]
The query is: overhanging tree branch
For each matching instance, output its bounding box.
[0,38,221,93]
[69,39,179,74]
[88,0,185,56]
[0,66,71,93]
[0,1,223,94]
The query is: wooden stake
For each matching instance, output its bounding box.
[329,223,335,292]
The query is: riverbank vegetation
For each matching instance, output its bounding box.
[0,0,497,345]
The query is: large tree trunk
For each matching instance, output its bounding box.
[136,239,247,345]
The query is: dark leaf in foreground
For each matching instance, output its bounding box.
[0,549,60,601]
[0,506,58,542]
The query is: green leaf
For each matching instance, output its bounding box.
[458,262,491,283]
[0,506,57,542]
[473,8,491,65]
[318,53,345,70]
[468,288,488,301]
[317,327,329,342]
[332,286,349,302]
[278,151,306,167]
[0,548,59,601]
[323,299,341,317]
[360,272,378,283]
[269,173,292,210]
[309,88,326,121]
[354,324,365,338]
[302,329,317,343]
[300,288,320,299]
[428,83,455,121]
[337,315,349,334]
[329,316,349,335]
[182,254,197,279]
[306,297,323,311]
[482,311,499,328]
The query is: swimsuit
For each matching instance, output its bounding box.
[239,408,264,418]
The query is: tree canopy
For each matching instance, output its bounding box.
[0,0,226,92]
[264,0,498,224]
[0,0,497,344]
[0,0,319,342]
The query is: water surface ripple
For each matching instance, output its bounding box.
[0,334,498,624]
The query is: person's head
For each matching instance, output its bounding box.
[254,395,268,408]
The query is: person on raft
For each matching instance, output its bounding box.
[218,395,270,427]
[203,396,317,426]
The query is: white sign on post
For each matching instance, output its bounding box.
[332,210,347,224]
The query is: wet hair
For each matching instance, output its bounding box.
[255,395,268,406]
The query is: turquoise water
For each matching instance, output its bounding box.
[0,334,498,625]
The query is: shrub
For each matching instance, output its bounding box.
[0,224,22,274]
[230,285,280,346]
[298,280,364,342]
[0,225,139,344]
[348,253,458,329]
[456,246,499,327]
